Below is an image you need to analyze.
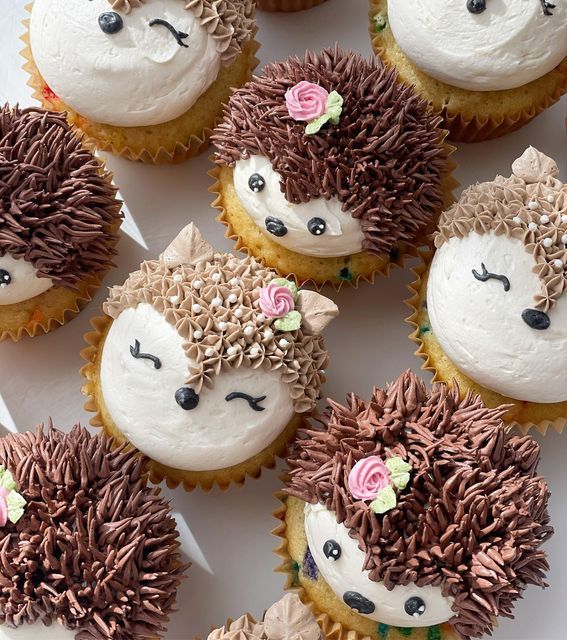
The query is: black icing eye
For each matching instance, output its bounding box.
[541,0,556,15]
[405,596,426,618]
[98,12,124,34]
[248,173,266,193]
[130,339,162,369]
[0,269,11,288]
[467,0,486,13]
[225,392,266,412]
[308,217,326,236]
[472,263,510,292]
[323,539,341,561]
[175,387,200,411]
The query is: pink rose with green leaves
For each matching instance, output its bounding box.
[285,81,329,122]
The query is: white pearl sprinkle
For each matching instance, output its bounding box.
[528,201,539,210]
[553,259,563,269]
[193,279,203,290]
[194,330,203,340]
[173,274,183,283]
[227,346,237,356]
[218,322,227,331]
[528,222,538,231]
[543,238,553,248]
[257,314,265,323]
[250,347,260,357]
[169,295,180,305]
[211,297,222,307]
[264,329,274,340]
[205,347,215,358]
[547,195,555,203]
[228,293,238,304]
[244,326,254,337]
[212,273,221,281]
[192,304,202,313]
[230,277,239,286]
[279,339,290,349]
[319,369,326,375]
[512,216,522,224]
[540,215,550,224]
[234,309,244,319]
[562,215,567,224]
[562,234,567,245]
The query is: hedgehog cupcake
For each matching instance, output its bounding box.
[212,47,455,287]
[0,424,184,639]
[257,0,327,11]
[82,223,338,490]
[278,370,552,640]
[0,105,122,341]
[25,0,258,163]
[409,147,567,432]
[207,594,322,639]
[369,0,567,142]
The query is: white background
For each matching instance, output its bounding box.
[0,1,566,638]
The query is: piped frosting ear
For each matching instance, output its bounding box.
[263,594,322,640]
[161,223,214,269]
[512,147,559,183]
[297,290,339,335]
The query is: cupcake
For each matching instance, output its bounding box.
[257,0,327,12]
[207,593,322,639]
[409,147,567,433]
[278,370,552,640]
[25,0,258,164]
[0,424,184,639]
[369,0,567,142]
[0,105,121,342]
[81,223,338,491]
[211,47,455,287]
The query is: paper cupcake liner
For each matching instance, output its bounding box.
[21,13,260,164]
[368,0,567,143]
[257,0,327,11]
[273,493,461,640]
[208,151,459,290]
[405,250,567,435]
[80,314,305,492]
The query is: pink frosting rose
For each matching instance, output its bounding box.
[259,284,295,318]
[285,81,329,122]
[348,456,391,501]
[0,487,9,527]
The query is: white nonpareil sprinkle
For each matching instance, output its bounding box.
[173,274,183,283]
[547,195,555,203]
[194,330,203,340]
[193,279,203,289]
[243,326,254,337]
[250,347,260,356]
[211,297,222,307]
[562,234,567,245]
[553,259,563,269]
[234,308,244,318]
[528,201,539,210]
[227,346,237,356]
[218,322,227,331]
[205,347,215,358]
[264,329,274,340]
[192,304,202,314]
[212,273,221,282]
[257,314,265,323]
[562,215,567,224]
[528,222,538,231]
[543,238,553,248]
[512,216,522,224]
[279,339,290,349]
[230,277,239,286]
[228,293,238,304]
[540,215,550,224]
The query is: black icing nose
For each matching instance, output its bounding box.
[343,591,375,615]
[265,217,288,237]
[175,388,200,411]
[98,12,124,34]
[522,308,551,331]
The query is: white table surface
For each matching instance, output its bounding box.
[0,1,566,638]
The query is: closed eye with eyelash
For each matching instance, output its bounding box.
[130,339,162,369]
[225,392,267,412]
[472,263,511,291]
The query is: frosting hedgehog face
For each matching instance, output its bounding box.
[100,224,337,472]
[286,370,552,639]
[427,147,567,403]
[213,47,447,259]
[387,0,567,91]
[0,105,120,307]
[207,593,322,640]
[30,0,255,127]
[0,425,183,639]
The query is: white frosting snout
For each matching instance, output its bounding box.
[30,0,222,127]
[0,254,53,306]
[427,232,567,403]
[388,0,567,91]
[233,156,365,257]
[304,503,454,627]
[100,303,295,471]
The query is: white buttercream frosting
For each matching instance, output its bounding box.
[304,503,454,627]
[387,0,567,91]
[0,254,53,306]
[100,303,295,471]
[0,622,76,639]
[427,231,567,403]
[30,0,222,127]
[233,155,365,257]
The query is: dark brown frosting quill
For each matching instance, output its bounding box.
[285,370,552,640]
[0,425,184,639]
[213,47,448,256]
[0,105,121,288]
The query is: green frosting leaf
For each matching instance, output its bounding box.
[305,113,331,135]
[272,278,298,299]
[7,491,26,524]
[0,466,16,492]
[326,91,344,124]
[386,457,412,490]
[274,310,302,332]
[370,485,397,514]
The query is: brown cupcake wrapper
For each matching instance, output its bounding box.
[208,149,459,290]
[406,250,567,435]
[21,12,261,164]
[273,493,461,640]
[368,0,567,143]
[80,314,305,491]
[257,0,327,11]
